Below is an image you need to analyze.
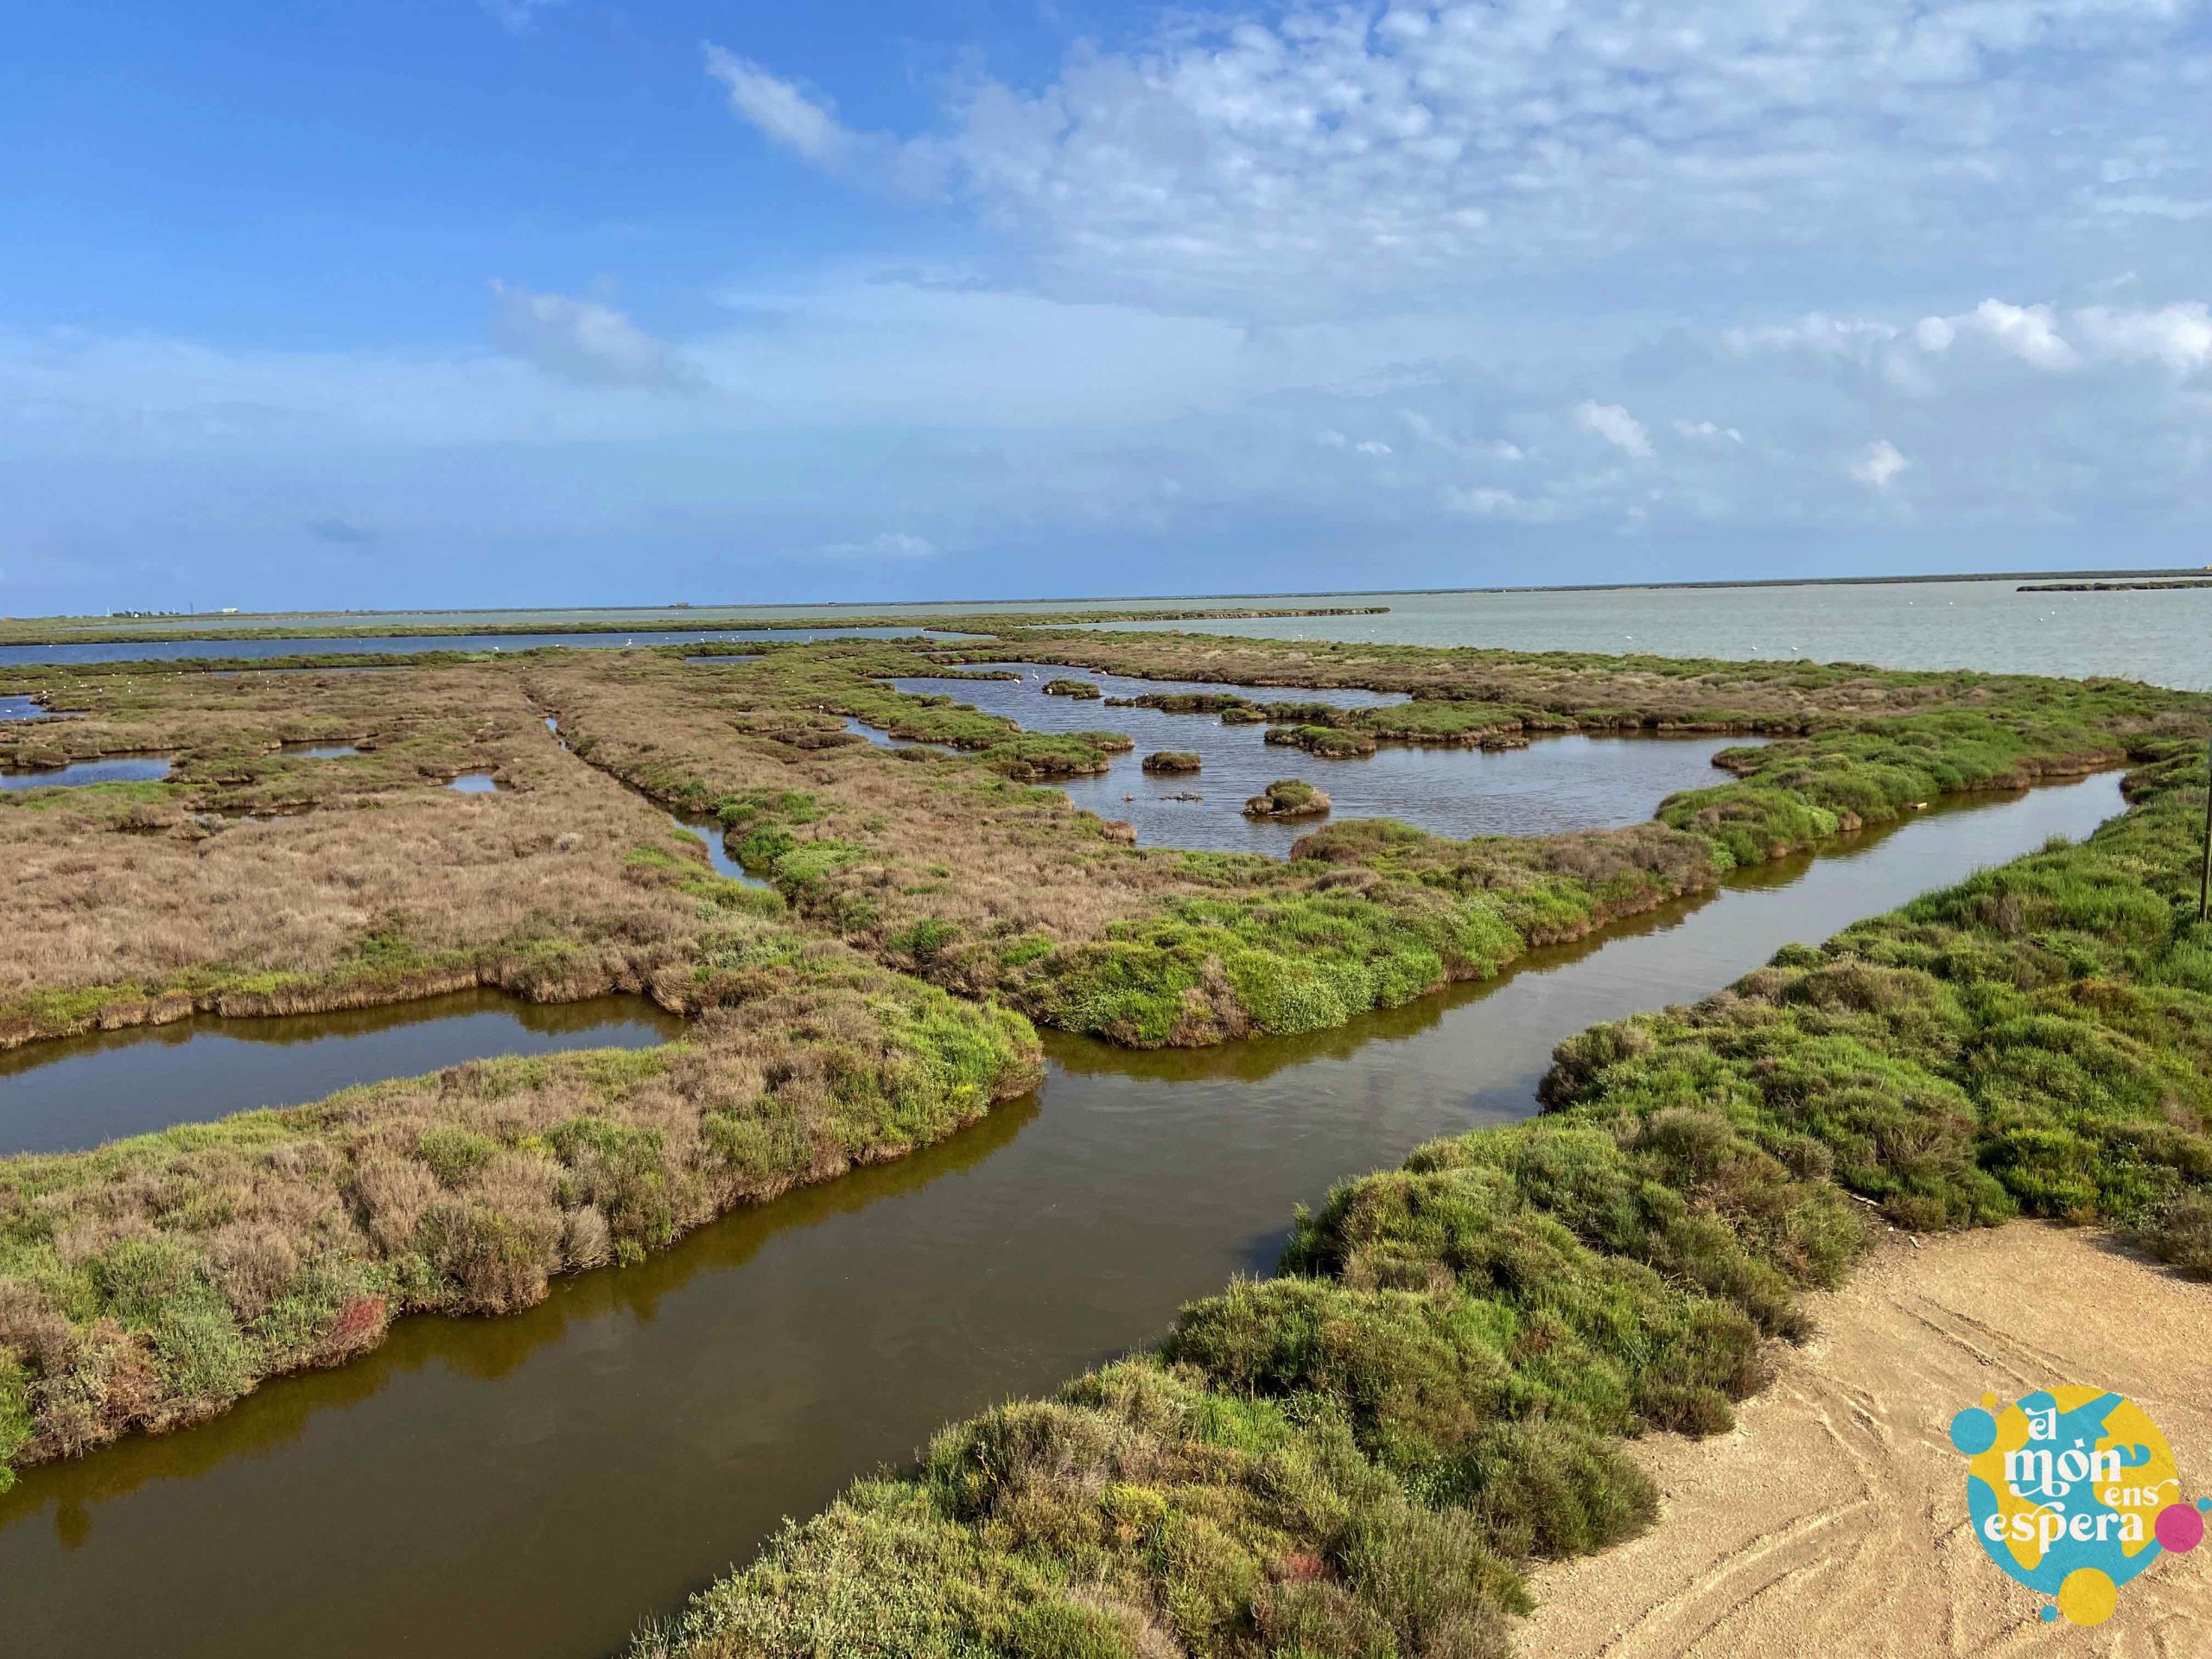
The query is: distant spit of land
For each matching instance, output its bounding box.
[2018,577,2212,593]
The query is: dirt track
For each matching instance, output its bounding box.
[1520,1225,2212,1657]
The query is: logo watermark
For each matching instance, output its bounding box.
[1948,1388,2205,1626]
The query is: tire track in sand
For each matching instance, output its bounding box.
[1519,1226,2212,1658]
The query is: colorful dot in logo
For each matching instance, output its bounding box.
[1948,1402,1999,1455]
[2056,1568,2120,1627]
[2155,1501,2206,1554]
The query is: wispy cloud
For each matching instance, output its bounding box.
[702,45,942,195]
[487,281,688,390]
[480,1,558,35]
[702,48,859,168]
[813,531,937,560]
[1575,402,1653,460]
[1851,439,1910,492]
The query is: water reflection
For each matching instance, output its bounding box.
[876,664,1745,853]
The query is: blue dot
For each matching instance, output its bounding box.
[2041,1605,2059,1623]
[1950,1408,1999,1456]
[2199,1497,2210,1513]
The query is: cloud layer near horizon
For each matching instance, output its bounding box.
[9,1,2212,608]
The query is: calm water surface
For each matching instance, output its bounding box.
[0,628,962,668]
[0,992,683,1156]
[11,582,2204,683]
[0,773,2124,1659]
[0,757,170,791]
[882,664,1743,854]
[1082,580,2212,690]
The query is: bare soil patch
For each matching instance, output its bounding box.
[1521,1225,2212,1658]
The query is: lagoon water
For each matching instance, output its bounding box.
[1077,579,2212,690]
[8,578,2205,684]
[880,664,1745,854]
[0,773,2125,1658]
[0,627,967,668]
[0,993,684,1156]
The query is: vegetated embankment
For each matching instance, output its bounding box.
[0,969,1039,1491]
[623,741,2212,1659]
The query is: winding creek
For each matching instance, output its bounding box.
[0,770,2126,1657]
[539,712,771,889]
[0,992,684,1157]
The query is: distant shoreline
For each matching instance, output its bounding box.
[10,567,2211,636]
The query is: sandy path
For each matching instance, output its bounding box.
[1520,1225,2212,1657]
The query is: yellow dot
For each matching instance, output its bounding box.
[2057,1568,2118,1627]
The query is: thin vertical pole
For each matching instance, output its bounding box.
[2201,736,2212,924]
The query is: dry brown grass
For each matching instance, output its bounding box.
[0,664,772,1046]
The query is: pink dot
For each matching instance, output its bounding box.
[2156,1503,2205,1554]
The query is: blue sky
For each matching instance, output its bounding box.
[6,3,2212,614]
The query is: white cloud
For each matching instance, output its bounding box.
[1674,420,1743,444]
[2093,194,2212,220]
[1850,439,1910,492]
[1443,486,1556,522]
[480,1,557,34]
[1919,299,2080,370]
[711,3,2212,314]
[1575,401,1652,459]
[1756,296,2212,383]
[1728,315,1901,361]
[702,47,860,169]
[1401,410,1522,462]
[814,531,937,559]
[487,281,685,389]
[1913,316,1958,353]
[2074,302,2212,375]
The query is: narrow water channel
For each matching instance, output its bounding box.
[0,991,684,1156]
[540,712,771,889]
[0,775,2125,1658]
[0,757,171,791]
